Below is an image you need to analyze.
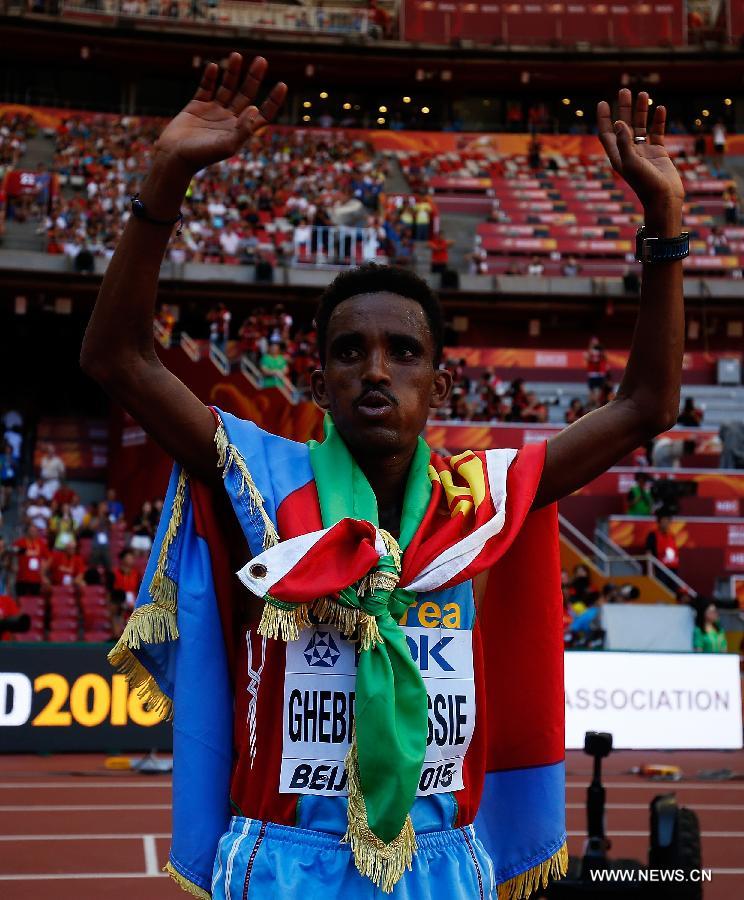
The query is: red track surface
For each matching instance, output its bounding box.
[0,750,742,899]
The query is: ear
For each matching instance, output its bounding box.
[429,366,453,411]
[310,368,330,410]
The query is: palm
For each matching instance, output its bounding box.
[156,53,287,173]
[597,89,684,208]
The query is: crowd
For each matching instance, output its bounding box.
[431,363,550,423]
[0,428,168,639]
[41,117,390,268]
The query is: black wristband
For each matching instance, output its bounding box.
[130,193,183,235]
[634,225,689,264]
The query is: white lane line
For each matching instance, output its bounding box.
[143,835,159,876]
[0,804,169,812]
[0,834,170,841]
[567,802,744,811]
[0,782,170,789]
[0,873,166,881]
[566,782,744,791]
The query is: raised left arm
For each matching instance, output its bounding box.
[532,89,685,510]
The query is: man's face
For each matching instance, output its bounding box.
[311,293,451,460]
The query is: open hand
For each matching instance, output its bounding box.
[155,53,287,174]
[597,89,684,213]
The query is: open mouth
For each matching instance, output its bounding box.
[356,390,395,417]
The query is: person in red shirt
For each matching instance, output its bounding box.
[49,540,86,591]
[52,481,76,508]
[109,549,142,633]
[13,524,50,596]
[645,512,681,590]
[0,594,29,641]
[428,232,454,274]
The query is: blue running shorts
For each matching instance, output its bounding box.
[211,816,496,899]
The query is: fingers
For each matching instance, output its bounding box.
[239,81,288,135]
[215,52,244,106]
[193,62,219,103]
[597,100,621,171]
[230,56,269,116]
[649,105,666,146]
[633,91,649,138]
[617,88,633,128]
[613,119,634,165]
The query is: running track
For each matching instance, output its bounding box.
[0,750,741,899]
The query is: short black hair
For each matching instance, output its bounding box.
[314,263,444,368]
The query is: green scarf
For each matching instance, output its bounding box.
[307,417,432,890]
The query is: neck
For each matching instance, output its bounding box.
[357,446,416,536]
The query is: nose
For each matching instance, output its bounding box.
[360,346,392,387]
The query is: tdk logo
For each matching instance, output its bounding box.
[405,635,454,672]
[303,631,341,668]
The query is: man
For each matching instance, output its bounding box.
[49,539,86,591]
[81,53,685,899]
[645,512,681,577]
[12,524,50,596]
[626,471,654,516]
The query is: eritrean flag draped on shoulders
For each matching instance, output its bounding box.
[109,409,566,899]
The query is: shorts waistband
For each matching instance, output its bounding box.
[226,815,475,852]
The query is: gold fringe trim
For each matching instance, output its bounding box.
[258,601,311,641]
[378,529,402,572]
[112,602,179,650]
[497,842,569,900]
[164,861,211,900]
[313,596,360,637]
[342,739,417,894]
[358,613,383,651]
[107,644,173,720]
[215,421,279,551]
[150,469,188,612]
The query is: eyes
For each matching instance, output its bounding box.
[332,336,422,363]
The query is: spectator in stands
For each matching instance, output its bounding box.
[0,536,11,595]
[567,564,597,615]
[86,502,113,570]
[723,185,740,225]
[27,475,54,503]
[48,502,77,551]
[693,602,728,653]
[711,120,726,165]
[109,548,142,633]
[520,392,548,424]
[3,425,22,464]
[626,472,654,516]
[414,198,432,242]
[527,256,544,276]
[428,232,453,274]
[49,540,86,591]
[12,524,50,596]
[105,487,125,522]
[677,397,703,427]
[527,136,542,171]
[507,379,529,422]
[39,443,65,492]
[26,496,51,532]
[564,398,585,425]
[645,512,680,576]
[0,443,17,511]
[585,337,609,397]
[561,255,581,277]
[0,594,29,642]
[260,342,289,388]
[52,481,76,508]
[130,500,155,555]
[651,436,696,468]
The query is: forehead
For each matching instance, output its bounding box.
[327,292,432,341]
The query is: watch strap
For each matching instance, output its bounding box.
[130,193,183,234]
[635,226,689,264]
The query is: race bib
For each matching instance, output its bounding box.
[62,573,72,586]
[280,626,475,798]
[96,533,108,545]
[28,557,40,572]
[125,591,136,609]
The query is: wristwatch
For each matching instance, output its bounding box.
[130,194,183,234]
[634,225,689,264]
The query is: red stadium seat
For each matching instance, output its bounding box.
[47,630,78,642]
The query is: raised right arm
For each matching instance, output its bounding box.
[80,53,286,483]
